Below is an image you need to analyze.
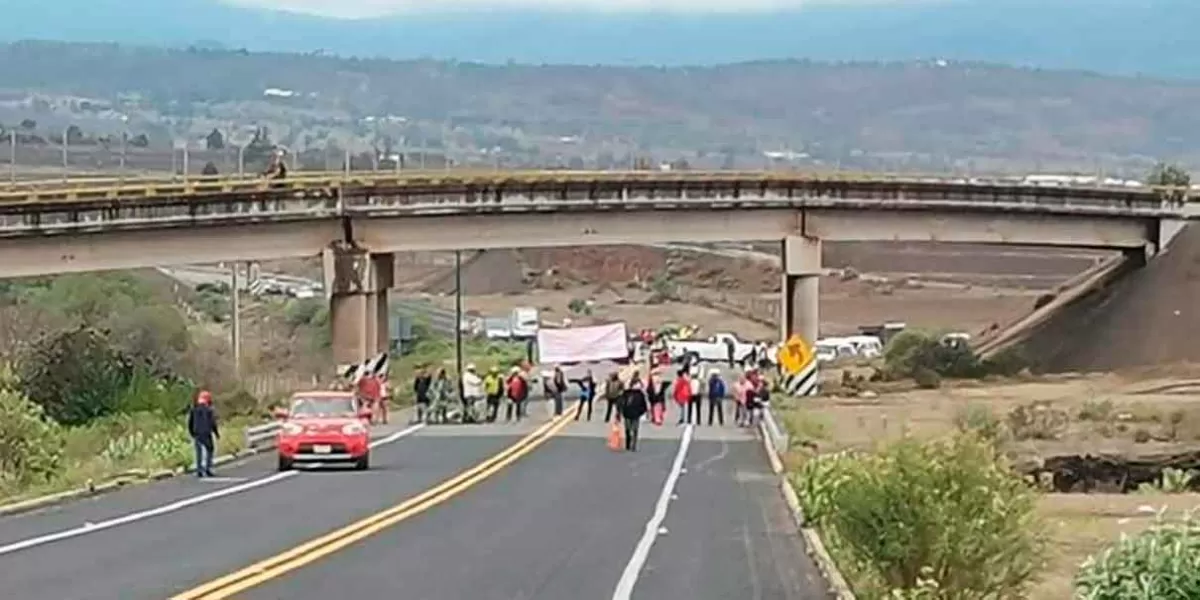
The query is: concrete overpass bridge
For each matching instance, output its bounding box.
[0,170,1192,365]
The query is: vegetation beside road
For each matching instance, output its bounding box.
[0,273,275,503]
[780,327,1200,599]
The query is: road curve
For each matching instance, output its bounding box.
[0,415,831,600]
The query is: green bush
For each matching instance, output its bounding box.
[0,388,65,487]
[112,369,195,417]
[888,328,988,379]
[794,434,1046,599]
[1075,510,1200,600]
[16,327,135,425]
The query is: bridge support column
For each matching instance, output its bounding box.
[780,235,821,343]
[323,247,394,367]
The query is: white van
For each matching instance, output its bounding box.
[842,335,884,359]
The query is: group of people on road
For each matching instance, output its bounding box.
[411,363,535,425]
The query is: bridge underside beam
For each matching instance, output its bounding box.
[0,221,342,278]
[352,209,801,251]
[804,209,1152,249]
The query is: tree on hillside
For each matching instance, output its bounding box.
[1146,162,1190,205]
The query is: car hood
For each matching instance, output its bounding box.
[286,417,361,433]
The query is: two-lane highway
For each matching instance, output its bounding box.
[0,409,832,600]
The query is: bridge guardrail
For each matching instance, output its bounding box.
[0,169,1190,205]
[243,421,281,451]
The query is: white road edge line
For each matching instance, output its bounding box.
[0,422,426,557]
[612,424,695,600]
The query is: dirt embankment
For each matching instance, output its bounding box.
[1022,225,1200,373]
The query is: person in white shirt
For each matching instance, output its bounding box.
[461,364,483,423]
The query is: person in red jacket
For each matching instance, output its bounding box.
[672,374,691,425]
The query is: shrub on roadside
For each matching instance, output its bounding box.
[1075,510,1200,600]
[0,388,65,488]
[794,434,1047,599]
[882,331,983,381]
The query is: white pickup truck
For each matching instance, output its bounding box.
[666,332,759,364]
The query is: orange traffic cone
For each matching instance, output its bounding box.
[608,420,624,451]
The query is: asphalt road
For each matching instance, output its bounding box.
[0,416,831,600]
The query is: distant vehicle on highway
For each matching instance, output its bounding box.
[666,332,756,364]
[509,306,540,339]
[272,391,372,471]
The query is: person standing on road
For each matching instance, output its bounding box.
[672,372,692,425]
[646,370,667,425]
[187,390,219,478]
[550,366,568,417]
[505,367,529,422]
[724,337,736,368]
[707,370,727,426]
[621,379,649,452]
[430,368,451,424]
[687,367,705,425]
[412,366,432,424]
[573,369,596,421]
[483,366,504,423]
[603,372,625,422]
[462,364,483,424]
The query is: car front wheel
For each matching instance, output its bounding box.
[277,455,293,471]
[354,453,370,471]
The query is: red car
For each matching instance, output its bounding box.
[274,391,372,471]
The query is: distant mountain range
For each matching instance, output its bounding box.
[1,0,1198,79]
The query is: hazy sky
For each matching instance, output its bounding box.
[227,0,885,19]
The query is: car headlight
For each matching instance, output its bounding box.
[342,422,366,435]
[282,423,304,436]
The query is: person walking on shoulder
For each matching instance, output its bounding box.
[187,390,219,478]
[621,379,649,452]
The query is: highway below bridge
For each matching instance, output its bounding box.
[0,412,832,600]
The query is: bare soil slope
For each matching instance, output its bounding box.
[1023,225,1200,372]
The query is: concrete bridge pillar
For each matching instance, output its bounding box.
[780,235,821,343]
[323,247,394,366]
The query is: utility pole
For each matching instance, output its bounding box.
[454,249,464,401]
[231,263,242,376]
[8,129,15,184]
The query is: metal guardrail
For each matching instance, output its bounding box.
[393,299,485,337]
[243,421,281,450]
[0,168,1190,205]
[762,408,791,455]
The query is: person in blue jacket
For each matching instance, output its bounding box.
[187,390,220,478]
[707,371,727,426]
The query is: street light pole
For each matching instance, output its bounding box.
[454,249,464,401]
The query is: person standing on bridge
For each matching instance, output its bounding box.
[187,390,219,478]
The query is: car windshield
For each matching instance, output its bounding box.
[289,396,356,418]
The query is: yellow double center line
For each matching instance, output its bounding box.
[171,412,575,599]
